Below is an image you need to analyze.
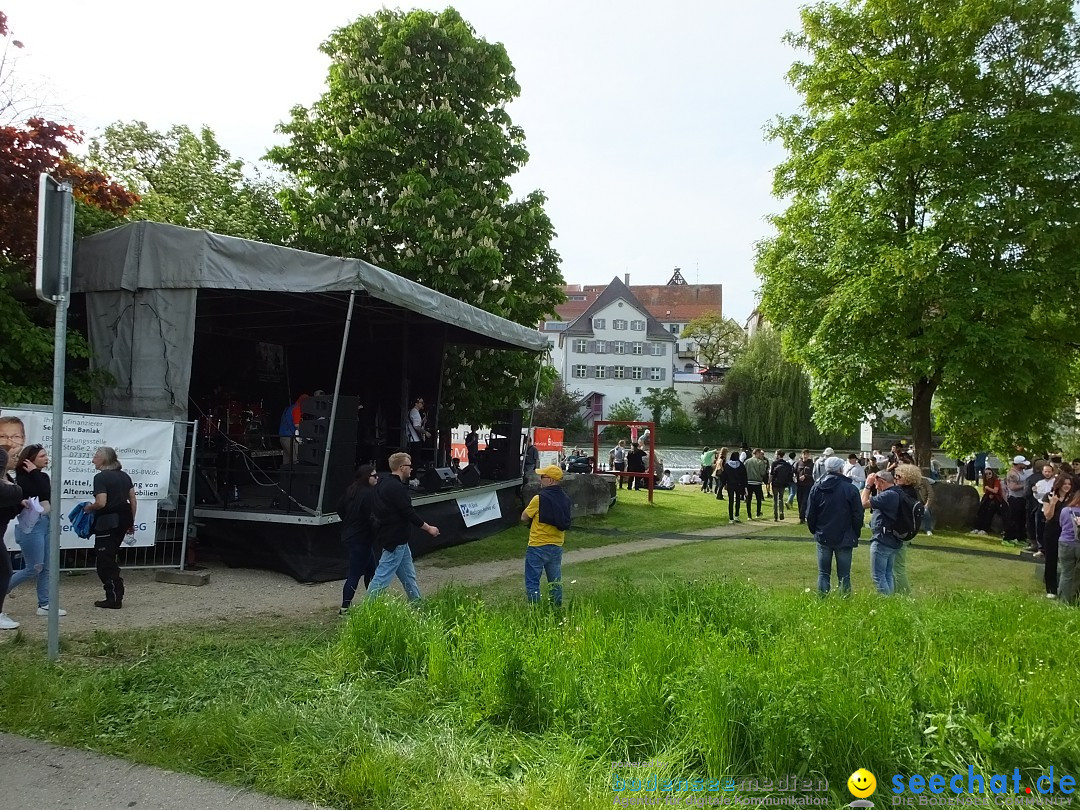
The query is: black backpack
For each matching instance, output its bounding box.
[890,486,925,542]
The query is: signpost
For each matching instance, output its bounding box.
[36,173,74,661]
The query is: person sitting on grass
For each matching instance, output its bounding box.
[657,470,675,490]
[521,465,572,607]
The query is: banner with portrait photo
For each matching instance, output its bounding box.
[2,408,174,550]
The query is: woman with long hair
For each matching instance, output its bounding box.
[1041,473,1077,599]
[713,448,727,500]
[971,468,1005,535]
[83,446,136,609]
[337,464,379,614]
[1055,481,1080,604]
[7,444,65,615]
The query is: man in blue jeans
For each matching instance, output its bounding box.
[861,469,903,595]
[806,455,863,595]
[521,465,573,606]
[367,452,440,601]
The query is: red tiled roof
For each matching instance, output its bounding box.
[552,282,722,324]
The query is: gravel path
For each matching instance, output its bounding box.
[0,520,778,639]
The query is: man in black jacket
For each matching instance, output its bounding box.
[770,450,794,522]
[806,456,863,595]
[367,452,440,601]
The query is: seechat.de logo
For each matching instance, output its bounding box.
[848,768,877,808]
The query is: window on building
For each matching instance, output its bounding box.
[568,295,587,301]
[613,366,624,379]
[544,321,569,331]
[572,365,587,378]
[573,339,587,353]
[649,342,665,356]
[669,324,680,335]
[630,320,646,331]
[631,367,643,380]
[632,342,644,355]
[635,386,642,395]
[613,319,628,330]
[593,318,605,330]
[547,340,555,349]
[613,341,625,354]
[595,365,606,379]
[595,340,606,354]
[649,367,662,381]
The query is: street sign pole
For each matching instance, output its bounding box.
[37,173,74,661]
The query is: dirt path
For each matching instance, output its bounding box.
[1,520,779,639]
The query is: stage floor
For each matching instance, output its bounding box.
[193,478,522,524]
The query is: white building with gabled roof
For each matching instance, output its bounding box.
[547,276,678,425]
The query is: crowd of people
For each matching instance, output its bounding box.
[0,415,138,630]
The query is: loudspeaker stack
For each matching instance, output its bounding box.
[288,395,358,509]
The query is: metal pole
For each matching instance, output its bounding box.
[179,420,197,571]
[315,290,355,516]
[46,183,74,662]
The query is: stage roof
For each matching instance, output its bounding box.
[73,221,547,352]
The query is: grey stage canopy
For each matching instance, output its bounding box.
[73,221,546,422]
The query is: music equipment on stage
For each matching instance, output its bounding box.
[480,409,524,481]
[290,395,359,510]
[420,466,460,493]
[458,464,481,488]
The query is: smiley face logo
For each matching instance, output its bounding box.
[848,768,877,799]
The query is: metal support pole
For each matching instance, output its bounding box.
[179,420,198,571]
[46,183,74,662]
[316,290,355,516]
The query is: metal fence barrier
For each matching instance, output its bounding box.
[12,420,198,574]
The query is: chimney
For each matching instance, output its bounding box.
[624,273,630,285]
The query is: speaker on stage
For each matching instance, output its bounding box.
[458,464,481,488]
[486,409,524,481]
[420,466,459,493]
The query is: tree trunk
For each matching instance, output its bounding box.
[910,373,941,468]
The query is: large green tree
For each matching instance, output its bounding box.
[682,314,746,368]
[0,119,137,403]
[266,7,563,428]
[757,0,1080,464]
[88,121,292,244]
[723,327,848,449]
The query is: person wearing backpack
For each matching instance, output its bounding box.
[718,452,748,523]
[861,466,924,595]
[521,465,572,606]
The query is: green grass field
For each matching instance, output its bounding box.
[0,485,1074,810]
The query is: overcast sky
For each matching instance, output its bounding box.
[4,0,806,323]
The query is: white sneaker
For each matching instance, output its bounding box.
[925,530,933,536]
[0,613,19,630]
[36,606,67,616]
[1046,593,1058,599]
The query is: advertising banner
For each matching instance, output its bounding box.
[2,409,174,550]
[532,428,564,452]
[456,489,502,528]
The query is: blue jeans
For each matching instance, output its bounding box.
[525,544,563,606]
[366,544,421,601]
[816,544,852,595]
[7,514,49,607]
[870,540,899,595]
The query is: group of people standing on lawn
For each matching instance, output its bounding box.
[0,414,137,630]
[971,453,1080,602]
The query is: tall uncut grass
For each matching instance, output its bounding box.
[2,582,1078,809]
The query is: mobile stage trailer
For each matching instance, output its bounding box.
[72,222,545,581]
